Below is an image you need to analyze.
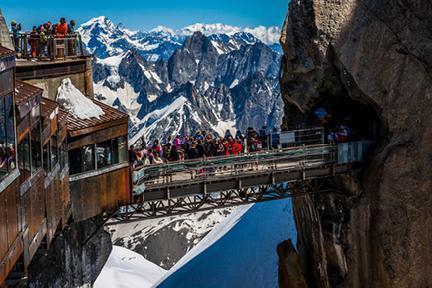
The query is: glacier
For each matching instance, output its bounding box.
[97,199,296,288]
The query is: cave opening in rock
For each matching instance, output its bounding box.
[307,90,383,144]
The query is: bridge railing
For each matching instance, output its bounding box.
[11,33,84,60]
[131,144,335,193]
[132,141,375,195]
[133,141,374,187]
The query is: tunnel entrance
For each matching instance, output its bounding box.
[307,91,382,144]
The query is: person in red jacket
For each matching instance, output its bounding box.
[231,139,243,155]
[223,138,231,156]
[56,18,68,37]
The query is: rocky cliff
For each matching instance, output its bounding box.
[26,216,111,287]
[0,9,14,50]
[279,0,432,287]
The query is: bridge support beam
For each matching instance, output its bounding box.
[109,177,341,222]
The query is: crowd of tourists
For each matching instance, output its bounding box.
[129,127,269,167]
[10,18,77,57]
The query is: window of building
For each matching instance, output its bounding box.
[50,135,58,169]
[96,140,113,169]
[0,93,16,178]
[43,143,50,172]
[31,124,42,173]
[106,137,128,166]
[117,136,128,164]
[69,148,82,175]
[82,145,95,172]
[69,136,128,175]
[18,134,31,172]
[5,95,15,148]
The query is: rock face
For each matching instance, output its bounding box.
[277,240,308,288]
[0,9,14,50]
[280,0,432,287]
[26,215,112,287]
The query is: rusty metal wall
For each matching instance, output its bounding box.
[45,166,65,245]
[20,170,46,267]
[70,166,131,222]
[0,178,21,284]
[60,168,71,229]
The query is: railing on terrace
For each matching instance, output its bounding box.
[271,127,325,148]
[11,33,84,60]
[132,140,375,196]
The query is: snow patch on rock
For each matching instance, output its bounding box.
[94,246,167,288]
[57,78,105,119]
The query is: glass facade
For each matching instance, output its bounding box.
[83,145,95,172]
[18,134,30,172]
[0,92,16,179]
[43,143,50,172]
[18,124,43,177]
[50,135,58,169]
[69,136,128,175]
[96,140,113,169]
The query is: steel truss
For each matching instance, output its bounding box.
[108,177,341,223]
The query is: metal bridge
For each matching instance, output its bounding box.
[111,141,374,221]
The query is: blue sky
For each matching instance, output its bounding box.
[1,0,288,31]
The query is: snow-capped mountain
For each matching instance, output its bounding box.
[78,16,282,60]
[78,16,184,61]
[82,17,283,143]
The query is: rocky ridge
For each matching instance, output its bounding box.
[279,0,432,287]
[86,18,283,142]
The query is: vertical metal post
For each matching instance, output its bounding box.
[302,144,306,168]
[79,34,84,56]
[321,127,325,144]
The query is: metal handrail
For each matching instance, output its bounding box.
[132,141,374,189]
[11,32,84,60]
[135,143,330,170]
[133,145,337,185]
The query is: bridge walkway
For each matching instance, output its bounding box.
[110,141,374,221]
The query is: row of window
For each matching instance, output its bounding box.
[16,126,127,177]
[69,137,128,175]
[17,124,68,176]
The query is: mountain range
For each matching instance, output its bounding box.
[79,17,283,143]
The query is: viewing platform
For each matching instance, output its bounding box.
[12,33,94,99]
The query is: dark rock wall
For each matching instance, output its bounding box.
[26,215,111,287]
[280,0,432,287]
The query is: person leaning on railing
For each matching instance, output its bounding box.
[29,26,39,58]
[56,18,68,37]
[10,20,21,52]
[38,26,48,57]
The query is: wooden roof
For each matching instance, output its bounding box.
[64,99,128,137]
[0,46,14,57]
[58,108,68,125]
[15,81,43,106]
[15,81,42,119]
[40,97,58,119]
[0,46,15,72]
